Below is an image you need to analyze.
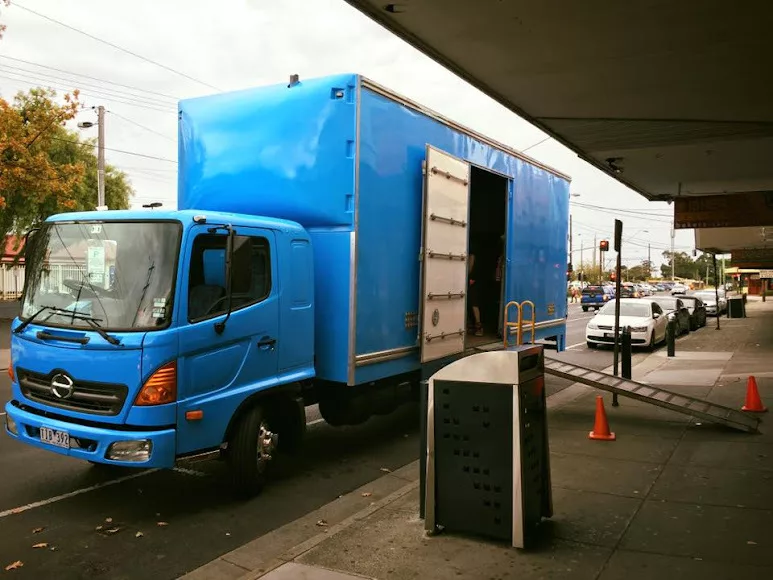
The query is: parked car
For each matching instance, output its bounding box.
[677,295,708,329]
[650,295,691,335]
[581,284,615,311]
[585,298,668,350]
[692,290,727,315]
[619,283,639,298]
[671,283,688,295]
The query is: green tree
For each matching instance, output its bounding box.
[660,251,696,279]
[1,87,132,241]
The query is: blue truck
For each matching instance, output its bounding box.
[4,74,570,495]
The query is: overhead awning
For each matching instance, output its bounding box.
[344,1,773,255]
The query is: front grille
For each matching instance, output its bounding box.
[597,325,613,330]
[18,368,128,416]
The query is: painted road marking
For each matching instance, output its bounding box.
[0,415,330,518]
[566,342,587,350]
[0,469,160,519]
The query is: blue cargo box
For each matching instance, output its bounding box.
[178,74,570,386]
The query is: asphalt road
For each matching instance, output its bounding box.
[0,301,670,579]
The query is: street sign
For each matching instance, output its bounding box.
[731,248,773,268]
[760,270,773,279]
[674,191,773,229]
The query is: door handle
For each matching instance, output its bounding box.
[257,337,277,350]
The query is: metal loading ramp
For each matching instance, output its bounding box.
[544,358,761,433]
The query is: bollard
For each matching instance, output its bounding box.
[419,379,428,519]
[666,318,676,357]
[621,326,632,379]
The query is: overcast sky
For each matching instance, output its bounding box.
[1,0,698,269]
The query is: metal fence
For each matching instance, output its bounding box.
[1,264,25,300]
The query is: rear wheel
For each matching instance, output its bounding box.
[227,405,277,498]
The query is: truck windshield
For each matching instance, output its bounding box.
[21,221,182,331]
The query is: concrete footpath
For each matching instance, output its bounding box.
[182,297,773,580]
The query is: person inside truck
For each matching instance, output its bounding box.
[468,252,483,336]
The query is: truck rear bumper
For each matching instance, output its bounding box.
[4,401,176,469]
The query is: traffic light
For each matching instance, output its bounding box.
[600,240,609,252]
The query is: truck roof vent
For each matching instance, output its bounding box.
[288,74,300,88]
[193,215,207,224]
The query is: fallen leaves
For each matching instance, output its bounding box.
[157,521,169,527]
[379,467,392,473]
[5,561,23,571]
[32,527,45,534]
[135,532,144,539]
[104,527,122,535]
[32,543,48,549]
[316,520,328,527]
[361,492,372,497]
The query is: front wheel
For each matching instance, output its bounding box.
[586,341,597,349]
[227,405,277,498]
[647,330,657,352]
[582,306,588,312]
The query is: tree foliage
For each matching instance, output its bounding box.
[1,87,133,241]
[0,1,10,41]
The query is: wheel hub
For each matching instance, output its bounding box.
[257,423,278,465]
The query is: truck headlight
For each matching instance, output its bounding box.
[5,414,18,436]
[106,440,152,462]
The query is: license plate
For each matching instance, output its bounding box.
[40,426,70,449]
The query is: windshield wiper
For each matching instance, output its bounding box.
[15,305,121,346]
[13,305,59,334]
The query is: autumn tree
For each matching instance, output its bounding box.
[1,87,133,241]
[1,87,84,233]
[0,1,10,41]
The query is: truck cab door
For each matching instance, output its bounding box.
[175,224,279,455]
[419,145,471,363]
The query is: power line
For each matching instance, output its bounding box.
[0,63,176,108]
[0,71,174,114]
[109,111,176,142]
[521,135,551,153]
[14,2,221,91]
[0,55,179,101]
[571,201,673,220]
[51,135,177,164]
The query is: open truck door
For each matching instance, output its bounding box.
[419,146,471,363]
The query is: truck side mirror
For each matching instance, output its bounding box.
[214,225,235,335]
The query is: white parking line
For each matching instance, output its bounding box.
[0,469,159,519]
[566,342,587,350]
[0,415,330,518]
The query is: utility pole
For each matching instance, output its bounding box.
[97,105,106,210]
[670,221,676,280]
[592,234,597,282]
[569,214,573,268]
[648,243,651,278]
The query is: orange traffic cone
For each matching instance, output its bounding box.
[742,376,768,413]
[589,395,616,441]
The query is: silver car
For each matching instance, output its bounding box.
[693,290,727,315]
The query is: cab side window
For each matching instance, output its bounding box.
[188,233,271,322]
[652,303,663,317]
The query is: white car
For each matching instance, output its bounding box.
[671,283,688,295]
[586,299,668,350]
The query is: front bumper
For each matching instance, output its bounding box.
[586,329,650,345]
[4,401,176,469]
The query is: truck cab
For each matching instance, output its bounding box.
[5,210,314,495]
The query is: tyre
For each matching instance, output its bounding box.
[582,306,588,312]
[647,330,657,352]
[227,405,277,498]
[586,341,597,349]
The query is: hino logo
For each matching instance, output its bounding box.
[50,374,75,399]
